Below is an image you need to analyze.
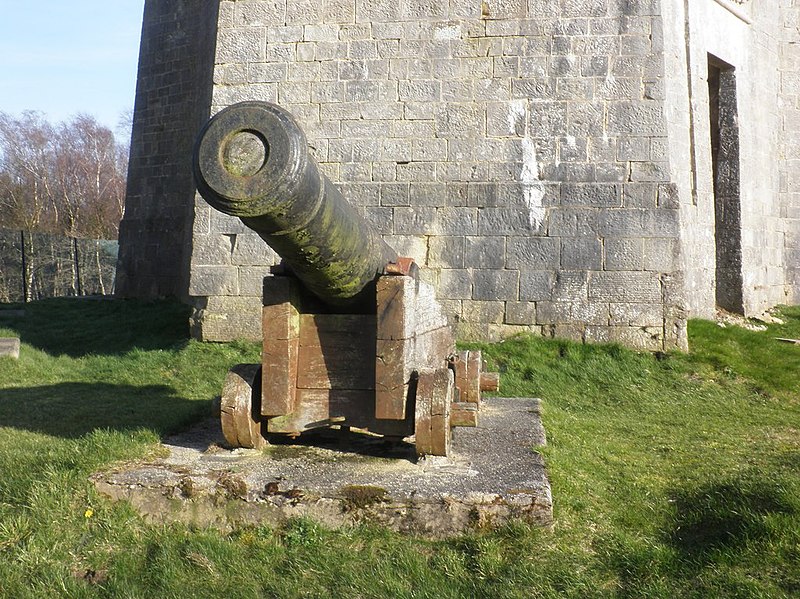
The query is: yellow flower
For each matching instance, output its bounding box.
[84,508,94,519]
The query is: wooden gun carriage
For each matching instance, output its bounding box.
[193,102,498,456]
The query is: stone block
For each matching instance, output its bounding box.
[519,270,555,301]
[585,325,663,350]
[383,235,428,264]
[235,1,285,26]
[567,103,605,136]
[604,237,644,271]
[439,269,473,299]
[436,208,478,236]
[643,238,677,272]
[396,162,437,182]
[552,271,589,302]
[657,183,680,209]
[505,301,536,325]
[609,303,663,327]
[190,295,263,342]
[193,233,233,266]
[588,137,616,162]
[323,0,355,21]
[482,0,527,18]
[461,300,505,324]
[548,208,601,237]
[561,183,621,207]
[399,80,442,102]
[623,183,657,208]
[478,207,547,236]
[630,161,669,182]
[617,137,650,161]
[599,209,679,237]
[614,0,660,17]
[0,338,20,360]
[189,265,239,296]
[364,207,394,235]
[561,238,602,270]
[472,269,519,301]
[559,136,588,162]
[465,237,506,268]
[286,0,324,24]
[551,323,587,342]
[216,28,266,63]
[607,102,665,136]
[239,267,273,296]
[620,34,651,56]
[507,237,560,269]
[430,236,466,268]
[589,271,661,303]
[412,139,448,162]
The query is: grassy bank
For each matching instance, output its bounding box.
[0,299,797,598]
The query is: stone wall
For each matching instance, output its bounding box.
[189,0,685,350]
[116,0,220,299]
[780,0,800,304]
[663,0,794,319]
[119,0,799,350]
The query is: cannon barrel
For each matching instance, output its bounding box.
[193,101,397,306]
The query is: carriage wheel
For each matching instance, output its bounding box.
[220,364,267,450]
[414,368,454,457]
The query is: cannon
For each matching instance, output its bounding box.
[193,101,498,456]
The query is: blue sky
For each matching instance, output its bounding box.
[0,1,145,133]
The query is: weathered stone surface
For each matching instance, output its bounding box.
[92,397,551,537]
[0,338,20,360]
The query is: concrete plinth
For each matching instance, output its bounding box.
[0,338,20,359]
[92,397,552,537]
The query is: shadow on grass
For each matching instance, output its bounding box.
[665,475,797,563]
[0,298,190,358]
[0,382,209,438]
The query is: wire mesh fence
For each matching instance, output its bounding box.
[0,228,118,302]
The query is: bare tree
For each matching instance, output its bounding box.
[0,111,128,299]
[0,112,59,299]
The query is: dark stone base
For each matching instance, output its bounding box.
[92,397,552,538]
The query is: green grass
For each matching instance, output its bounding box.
[0,299,798,598]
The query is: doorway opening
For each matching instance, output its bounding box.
[708,55,744,314]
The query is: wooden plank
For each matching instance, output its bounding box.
[261,303,299,417]
[297,343,375,390]
[266,389,412,437]
[452,351,469,401]
[263,303,301,340]
[415,368,453,456]
[480,371,500,392]
[414,326,455,370]
[375,337,414,420]
[429,368,453,457]
[376,275,415,340]
[299,314,375,349]
[450,401,478,428]
[413,373,433,456]
[262,337,299,416]
[220,364,266,450]
[465,350,482,405]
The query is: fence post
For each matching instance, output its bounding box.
[20,230,28,303]
[73,237,83,296]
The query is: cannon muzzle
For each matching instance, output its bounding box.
[193,101,397,306]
